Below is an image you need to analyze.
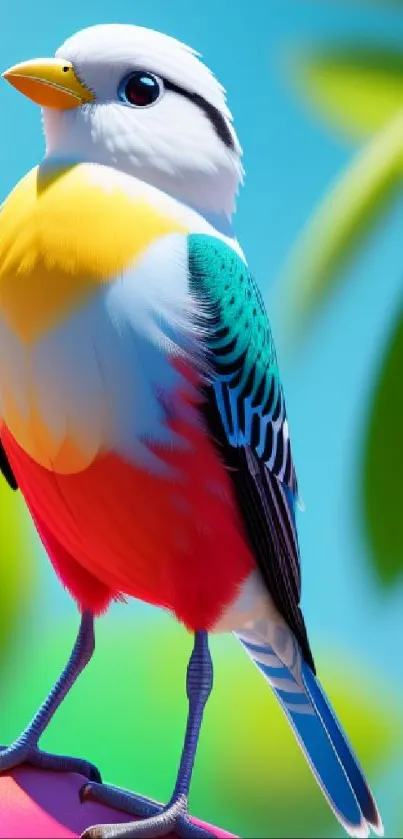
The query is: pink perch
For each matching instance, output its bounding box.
[0,766,237,839]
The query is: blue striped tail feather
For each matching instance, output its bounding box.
[236,629,383,838]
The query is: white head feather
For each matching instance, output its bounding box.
[42,24,243,217]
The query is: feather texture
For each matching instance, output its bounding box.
[188,233,314,668]
[188,234,297,489]
[237,624,383,838]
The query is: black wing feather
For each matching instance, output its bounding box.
[189,234,315,672]
[0,440,18,491]
[201,390,315,671]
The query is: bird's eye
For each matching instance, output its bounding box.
[118,71,163,108]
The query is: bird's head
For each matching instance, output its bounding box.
[2,23,243,217]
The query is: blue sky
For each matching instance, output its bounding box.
[1,0,402,679]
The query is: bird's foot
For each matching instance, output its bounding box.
[80,784,215,839]
[0,741,101,781]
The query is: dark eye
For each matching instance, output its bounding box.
[118,71,163,108]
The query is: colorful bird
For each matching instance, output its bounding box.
[0,24,383,839]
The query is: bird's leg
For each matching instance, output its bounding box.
[81,631,214,839]
[0,610,101,781]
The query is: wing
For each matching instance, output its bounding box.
[0,438,18,490]
[188,233,315,672]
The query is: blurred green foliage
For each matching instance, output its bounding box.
[280,115,403,344]
[282,45,403,342]
[0,482,36,670]
[363,305,403,585]
[281,38,403,586]
[0,615,398,838]
[288,47,403,141]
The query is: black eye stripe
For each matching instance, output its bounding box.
[163,78,235,151]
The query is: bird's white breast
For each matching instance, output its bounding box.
[0,232,195,473]
[0,161,244,474]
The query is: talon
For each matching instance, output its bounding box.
[85,763,103,783]
[79,782,92,803]
[77,797,215,839]
[81,829,102,839]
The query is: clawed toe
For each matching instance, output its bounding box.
[0,742,101,782]
[80,781,163,819]
[0,743,28,771]
[80,794,215,839]
[28,747,102,781]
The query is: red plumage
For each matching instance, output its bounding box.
[1,364,254,630]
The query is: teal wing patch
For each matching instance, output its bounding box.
[188,233,297,491]
[188,233,314,671]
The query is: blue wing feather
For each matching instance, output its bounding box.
[238,629,382,837]
[188,232,297,489]
[188,233,383,837]
[188,232,313,668]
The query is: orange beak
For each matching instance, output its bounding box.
[2,58,94,109]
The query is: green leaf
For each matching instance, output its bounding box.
[363,305,403,585]
[287,45,403,141]
[280,112,403,349]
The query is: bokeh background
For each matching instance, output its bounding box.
[0,0,402,836]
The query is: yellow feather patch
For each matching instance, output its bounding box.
[0,163,187,343]
[1,381,100,473]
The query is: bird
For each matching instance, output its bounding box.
[0,23,383,839]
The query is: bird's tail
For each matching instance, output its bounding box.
[235,623,383,838]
